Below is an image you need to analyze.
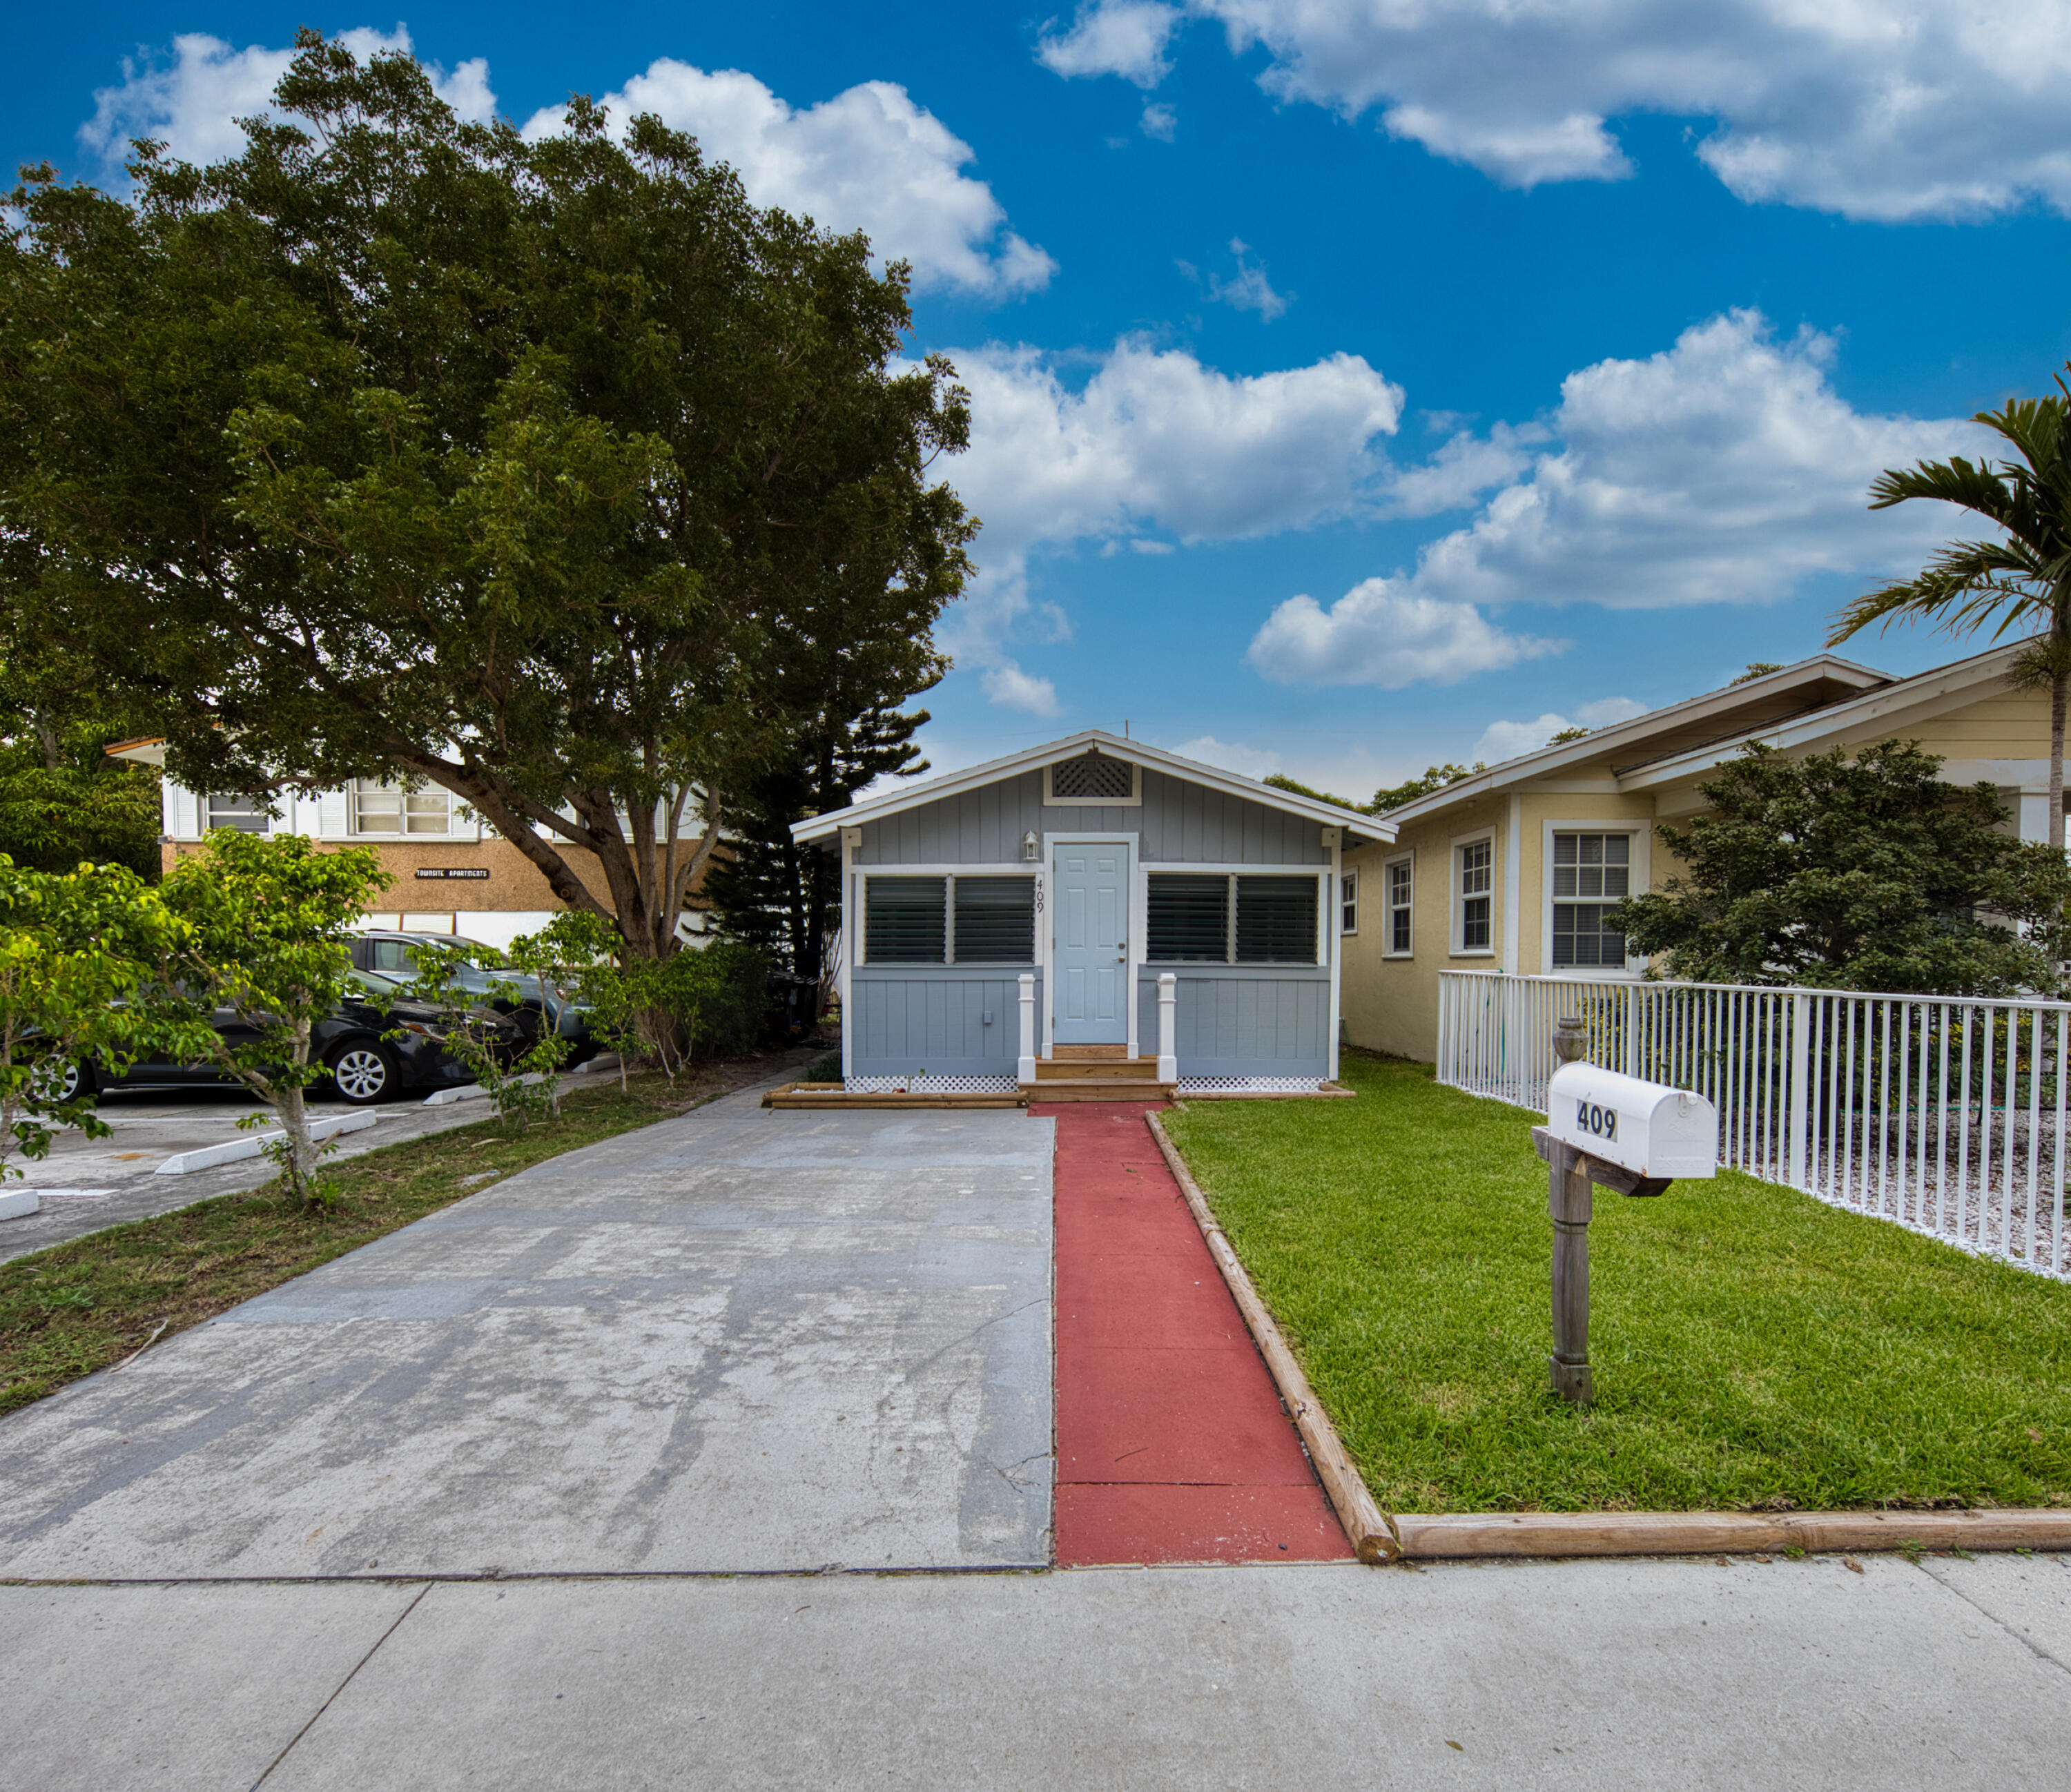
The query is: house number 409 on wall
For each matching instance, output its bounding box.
[1033,875,1044,914]
[1575,1100,1618,1141]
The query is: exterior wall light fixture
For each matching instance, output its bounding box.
[1022,829,1040,861]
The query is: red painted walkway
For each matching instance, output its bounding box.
[1038,1100,1354,1568]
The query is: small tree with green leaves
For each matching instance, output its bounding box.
[154,832,391,1207]
[1607,741,2071,995]
[1370,763,1484,814]
[403,938,575,1130]
[0,857,197,1182]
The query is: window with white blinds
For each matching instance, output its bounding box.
[1551,831,1632,967]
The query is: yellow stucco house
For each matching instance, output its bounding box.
[1342,642,2064,1061]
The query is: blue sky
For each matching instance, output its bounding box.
[11,4,2071,800]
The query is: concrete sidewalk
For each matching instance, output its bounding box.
[3,1552,2066,1790]
[0,1094,1054,1579]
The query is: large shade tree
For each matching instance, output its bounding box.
[1829,381,2071,850]
[0,32,973,957]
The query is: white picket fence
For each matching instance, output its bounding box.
[1436,971,2071,1279]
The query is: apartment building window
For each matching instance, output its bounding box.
[1340,870,1359,935]
[352,779,450,835]
[206,795,271,833]
[1551,832,1631,968]
[1384,855,1413,956]
[1455,837,1493,953]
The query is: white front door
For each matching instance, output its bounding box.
[1051,842,1131,1046]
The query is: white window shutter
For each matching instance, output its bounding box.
[313,788,351,837]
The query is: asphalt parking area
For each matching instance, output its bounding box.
[0,1067,636,1267]
[0,1092,1054,1578]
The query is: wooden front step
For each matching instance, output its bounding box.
[1031,1057,1163,1082]
[1022,1078,1176,1104]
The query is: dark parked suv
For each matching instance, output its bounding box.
[57,971,525,1106]
[349,931,599,1063]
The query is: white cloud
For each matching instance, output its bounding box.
[1041,1,2071,220]
[1244,309,1990,691]
[1140,101,1178,141]
[1205,239,1290,321]
[1167,734,1428,807]
[1470,697,1650,765]
[79,29,494,173]
[982,664,1062,716]
[1372,310,1988,615]
[1247,584,1566,689]
[1038,2,1184,87]
[525,63,1053,299]
[936,336,1403,708]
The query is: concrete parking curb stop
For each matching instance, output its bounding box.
[1147,1110,2071,1566]
[154,1111,380,1176]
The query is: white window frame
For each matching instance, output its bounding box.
[1042,755,1143,807]
[1539,819,1650,978]
[349,777,453,837]
[1339,868,1359,937]
[1450,827,1497,958]
[1381,851,1414,959]
[204,793,273,834]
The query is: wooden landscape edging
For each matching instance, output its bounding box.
[1145,1111,2071,1566]
[1145,1111,1400,1564]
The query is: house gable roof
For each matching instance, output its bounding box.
[1372,649,2018,827]
[790,729,1394,846]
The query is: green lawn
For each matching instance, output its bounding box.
[0,1061,767,1416]
[1163,1052,2071,1514]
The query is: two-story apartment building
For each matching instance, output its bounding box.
[106,746,718,948]
[1341,643,2064,1060]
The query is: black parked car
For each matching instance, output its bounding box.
[52,971,525,1106]
[350,931,599,1064]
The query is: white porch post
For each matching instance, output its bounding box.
[1156,973,1178,1082]
[1017,973,1038,1084]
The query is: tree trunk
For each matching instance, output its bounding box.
[2053,669,2067,855]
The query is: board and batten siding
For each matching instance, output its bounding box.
[1136,968,1330,1078]
[849,969,1033,1078]
[847,763,1335,1080]
[853,769,1331,866]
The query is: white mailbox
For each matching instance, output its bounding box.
[1546,1063,1718,1181]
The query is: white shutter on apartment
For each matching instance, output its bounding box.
[313,788,351,838]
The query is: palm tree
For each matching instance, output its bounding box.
[1829,381,2071,850]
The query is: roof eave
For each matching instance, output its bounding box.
[790,728,1394,846]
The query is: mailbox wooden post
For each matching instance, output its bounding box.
[1545,1017,1593,1403]
[1531,1019,1718,1406]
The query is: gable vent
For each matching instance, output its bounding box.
[1049,752,1136,802]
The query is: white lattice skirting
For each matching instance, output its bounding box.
[845,1075,1019,1095]
[1176,1076,1325,1094]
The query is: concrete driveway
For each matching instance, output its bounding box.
[0,1091,1054,1577]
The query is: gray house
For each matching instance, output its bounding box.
[792,732,1393,1097]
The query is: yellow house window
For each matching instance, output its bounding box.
[1551,831,1631,966]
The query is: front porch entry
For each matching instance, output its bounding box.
[1050,840,1131,1047]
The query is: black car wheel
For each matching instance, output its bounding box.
[34,1058,95,1102]
[329,1041,398,1104]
